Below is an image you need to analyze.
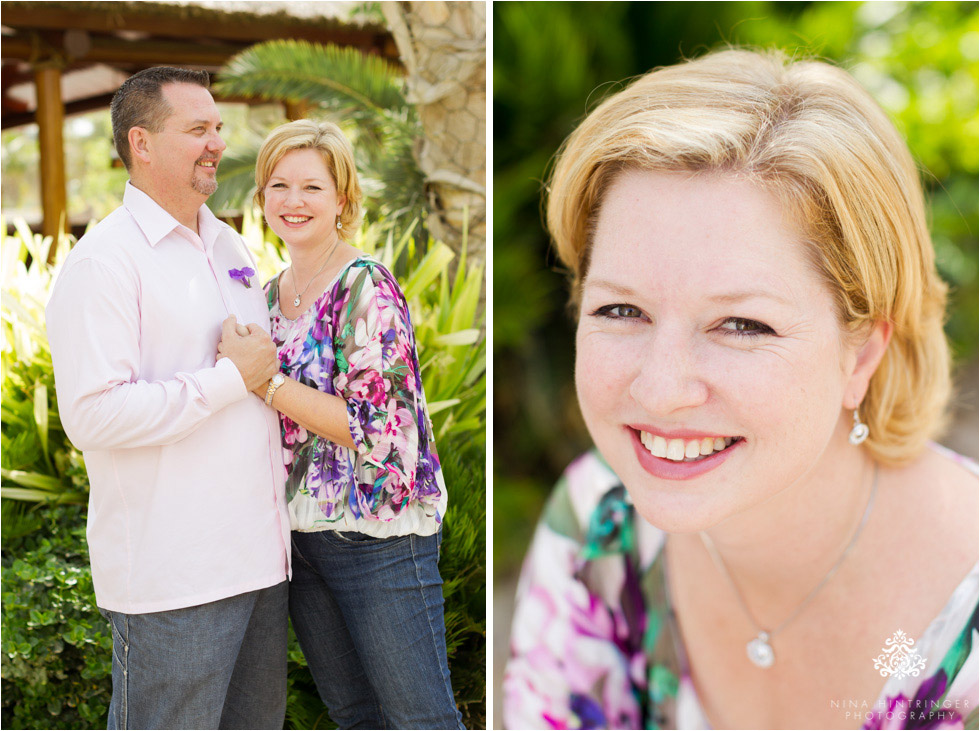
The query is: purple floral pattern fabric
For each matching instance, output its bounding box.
[267,257,444,526]
[503,449,978,730]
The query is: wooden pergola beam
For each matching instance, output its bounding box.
[2,31,248,67]
[2,91,118,130]
[0,4,395,53]
[3,90,289,130]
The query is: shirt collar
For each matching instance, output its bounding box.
[123,182,222,251]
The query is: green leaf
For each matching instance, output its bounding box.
[402,242,456,300]
[33,382,49,460]
[427,399,461,416]
[1,487,86,504]
[432,329,480,347]
[1,469,64,490]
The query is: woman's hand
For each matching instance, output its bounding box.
[216,316,279,395]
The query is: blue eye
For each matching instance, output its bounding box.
[719,317,775,337]
[590,304,644,320]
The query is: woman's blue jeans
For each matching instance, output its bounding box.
[289,529,464,730]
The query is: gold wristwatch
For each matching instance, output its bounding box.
[264,373,286,406]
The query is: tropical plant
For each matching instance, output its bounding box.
[1,218,87,508]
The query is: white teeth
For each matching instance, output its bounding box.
[651,435,667,458]
[283,216,310,223]
[666,439,685,461]
[639,430,739,463]
[198,161,215,167]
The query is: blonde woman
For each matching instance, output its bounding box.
[503,49,977,730]
[220,120,463,729]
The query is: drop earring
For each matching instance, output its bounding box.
[849,408,869,445]
[336,219,343,230]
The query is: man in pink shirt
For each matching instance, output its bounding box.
[46,67,291,729]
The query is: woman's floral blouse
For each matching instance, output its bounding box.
[266,256,446,533]
[503,448,979,730]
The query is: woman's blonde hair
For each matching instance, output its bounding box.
[547,48,950,465]
[254,119,363,240]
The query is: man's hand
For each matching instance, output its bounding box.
[217,316,278,395]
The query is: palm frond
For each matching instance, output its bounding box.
[215,40,406,117]
[208,149,260,215]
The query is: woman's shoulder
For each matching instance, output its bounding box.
[927,441,979,477]
[330,255,409,315]
[543,450,666,565]
[876,564,978,728]
[901,444,979,549]
[873,443,978,650]
[336,255,399,291]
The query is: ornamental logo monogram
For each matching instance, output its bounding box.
[872,630,927,680]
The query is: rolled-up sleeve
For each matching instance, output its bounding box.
[46,257,247,451]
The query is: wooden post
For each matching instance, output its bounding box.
[35,62,68,246]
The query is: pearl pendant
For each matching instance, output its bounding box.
[746,632,775,668]
[293,295,302,307]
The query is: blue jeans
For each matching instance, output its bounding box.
[98,581,288,730]
[289,530,464,729]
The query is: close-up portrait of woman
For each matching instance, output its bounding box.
[494,3,978,730]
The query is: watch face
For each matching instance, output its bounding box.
[273,373,285,386]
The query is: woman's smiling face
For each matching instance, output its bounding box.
[263,148,346,251]
[575,170,861,533]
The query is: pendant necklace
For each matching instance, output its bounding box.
[291,235,341,308]
[699,464,878,668]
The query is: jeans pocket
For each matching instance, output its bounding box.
[101,609,130,668]
[290,534,316,570]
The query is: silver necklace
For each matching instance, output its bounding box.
[699,464,878,669]
[290,236,341,308]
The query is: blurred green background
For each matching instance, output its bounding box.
[492,0,979,587]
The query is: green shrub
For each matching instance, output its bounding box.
[1,504,112,729]
[437,432,487,729]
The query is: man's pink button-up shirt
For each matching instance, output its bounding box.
[46,183,291,614]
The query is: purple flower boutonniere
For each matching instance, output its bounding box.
[229,267,255,288]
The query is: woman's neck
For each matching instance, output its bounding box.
[288,233,341,280]
[683,420,878,618]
